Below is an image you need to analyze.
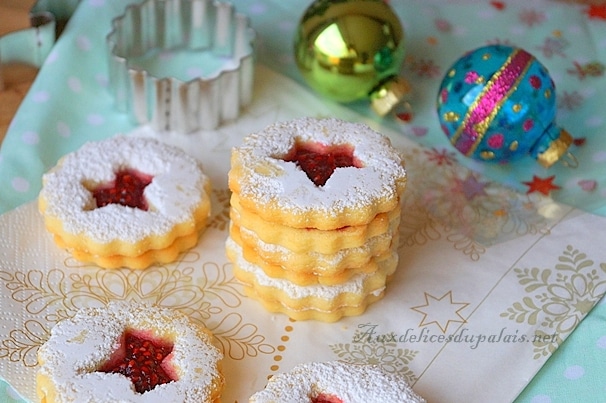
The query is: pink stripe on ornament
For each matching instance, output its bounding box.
[453,49,534,156]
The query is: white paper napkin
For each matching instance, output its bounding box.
[1,66,606,403]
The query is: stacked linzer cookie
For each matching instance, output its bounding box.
[226,117,407,322]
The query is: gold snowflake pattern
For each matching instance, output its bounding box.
[0,321,49,367]
[501,245,606,359]
[0,259,275,365]
[330,332,419,384]
[445,233,486,262]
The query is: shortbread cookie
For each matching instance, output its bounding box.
[230,193,401,254]
[230,223,398,285]
[53,230,199,270]
[38,135,211,269]
[228,117,407,230]
[37,302,224,403]
[226,237,398,322]
[240,282,387,323]
[231,221,396,273]
[249,361,425,403]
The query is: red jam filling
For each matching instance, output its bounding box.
[98,329,176,394]
[312,394,345,403]
[283,141,360,187]
[92,169,153,210]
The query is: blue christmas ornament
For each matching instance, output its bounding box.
[437,44,574,168]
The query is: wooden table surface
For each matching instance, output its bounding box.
[0,0,39,146]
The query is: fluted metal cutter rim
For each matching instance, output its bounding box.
[107,0,256,133]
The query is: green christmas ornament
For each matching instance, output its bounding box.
[294,0,413,120]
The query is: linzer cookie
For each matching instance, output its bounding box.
[36,302,224,403]
[52,230,201,270]
[226,117,407,322]
[249,360,426,403]
[38,135,211,269]
[228,117,406,230]
[234,222,398,274]
[229,223,399,286]
[226,237,399,322]
[229,193,401,254]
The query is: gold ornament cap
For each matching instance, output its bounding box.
[537,128,575,168]
[369,76,413,119]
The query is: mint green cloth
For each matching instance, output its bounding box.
[1,1,605,402]
[0,379,27,403]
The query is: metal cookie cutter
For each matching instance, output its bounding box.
[0,0,79,89]
[107,0,256,133]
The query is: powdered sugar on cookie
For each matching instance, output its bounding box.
[228,117,406,229]
[249,361,425,403]
[39,135,210,244]
[226,237,397,300]
[36,302,224,403]
[238,221,397,271]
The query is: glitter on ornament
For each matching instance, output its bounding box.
[437,44,576,168]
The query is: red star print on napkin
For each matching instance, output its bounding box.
[490,1,505,10]
[523,175,561,196]
[586,5,606,20]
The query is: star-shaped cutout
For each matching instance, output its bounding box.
[92,169,153,210]
[411,291,469,333]
[282,141,358,187]
[98,329,175,393]
[522,175,561,196]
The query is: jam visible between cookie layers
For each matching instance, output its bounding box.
[98,329,176,394]
[91,169,154,210]
[312,394,345,403]
[283,141,361,187]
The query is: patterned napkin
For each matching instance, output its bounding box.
[255,0,606,216]
[2,1,606,402]
[2,65,606,403]
[4,1,606,217]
